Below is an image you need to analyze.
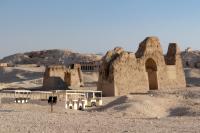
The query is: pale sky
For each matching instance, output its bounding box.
[0,0,200,58]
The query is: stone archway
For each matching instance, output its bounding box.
[145,58,158,90]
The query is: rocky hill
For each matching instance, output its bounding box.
[181,49,200,68]
[1,48,200,68]
[0,49,102,66]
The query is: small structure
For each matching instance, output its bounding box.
[43,64,84,90]
[98,37,186,96]
[65,64,84,87]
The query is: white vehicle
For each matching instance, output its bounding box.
[65,90,102,110]
[65,92,87,110]
[14,90,31,103]
[85,91,102,107]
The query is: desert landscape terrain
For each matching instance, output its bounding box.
[2,1,200,132]
[0,87,200,133]
[0,49,200,133]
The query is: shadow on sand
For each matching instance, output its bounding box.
[168,107,200,117]
[87,96,129,112]
[0,67,43,83]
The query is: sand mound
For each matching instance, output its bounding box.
[92,88,200,118]
[102,95,174,118]
[127,99,169,118]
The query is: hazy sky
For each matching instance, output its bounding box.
[0,0,200,58]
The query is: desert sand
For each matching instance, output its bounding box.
[0,66,200,133]
[0,87,200,133]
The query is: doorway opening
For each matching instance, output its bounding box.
[145,58,158,90]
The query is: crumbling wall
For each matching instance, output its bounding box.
[64,64,84,87]
[164,43,186,88]
[165,43,179,65]
[43,66,67,90]
[112,52,149,96]
[43,64,84,90]
[97,47,124,96]
[98,37,186,96]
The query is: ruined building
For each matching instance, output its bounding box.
[98,37,186,96]
[43,64,84,90]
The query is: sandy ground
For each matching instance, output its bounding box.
[0,66,200,132]
[0,87,200,133]
[0,66,45,89]
[0,66,99,90]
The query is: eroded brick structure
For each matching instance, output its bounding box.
[97,37,186,96]
[43,64,83,90]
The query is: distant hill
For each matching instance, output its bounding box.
[1,49,200,88]
[181,50,200,68]
[1,48,200,68]
[0,49,102,66]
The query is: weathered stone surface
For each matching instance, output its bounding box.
[98,37,186,96]
[64,64,84,87]
[43,64,83,90]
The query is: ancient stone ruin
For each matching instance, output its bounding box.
[43,64,84,90]
[98,37,186,96]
